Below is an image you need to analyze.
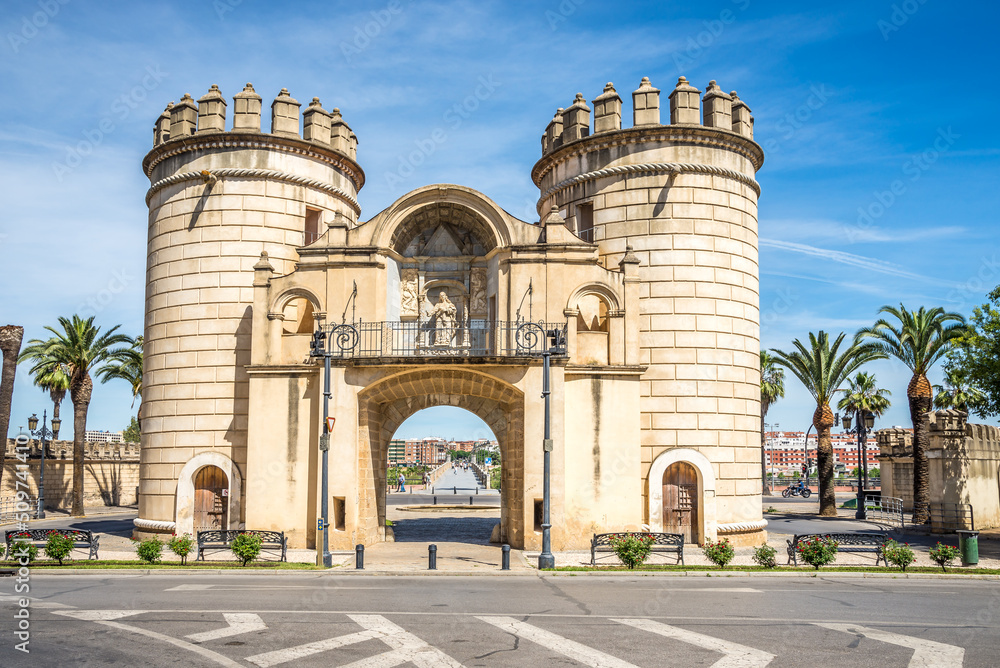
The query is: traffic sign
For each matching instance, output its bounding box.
[326,416,336,432]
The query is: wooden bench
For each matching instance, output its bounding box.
[591,532,684,566]
[786,532,888,567]
[196,530,287,562]
[4,529,100,560]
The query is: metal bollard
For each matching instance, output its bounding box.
[428,544,437,570]
[501,544,510,570]
[453,486,457,494]
[475,487,479,495]
[355,544,364,570]
[433,496,437,505]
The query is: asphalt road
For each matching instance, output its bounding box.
[3,573,998,667]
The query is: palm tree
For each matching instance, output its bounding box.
[933,365,985,413]
[19,316,131,516]
[837,372,891,485]
[857,305,966,524]
[97,335,143,420]
[760,351,785,495]
[0,325,25,489]
[771,331,886,516]
[30,362,71,425]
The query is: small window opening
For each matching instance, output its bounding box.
[305,208,322,245]
[333,496,346,531]
[576,202,594,242]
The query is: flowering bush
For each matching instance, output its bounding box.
[752,544,777,569]
[608,533,655,569]
[795,536,838,569]
[231,533,264,566]
[702,539,735,568]
[44,532,74,565]
[883,540,915,572]
[133,537,163,564]
[168,533,195,565]
[7,539,38,563]
[928,542,960,571]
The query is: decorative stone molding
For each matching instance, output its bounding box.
[174,452,243,538]
[133,518,175,532]
[146,168,361,214]
[539,161,760,209]
[717,519,768,534]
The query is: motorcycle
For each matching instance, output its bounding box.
[781,483,811,498]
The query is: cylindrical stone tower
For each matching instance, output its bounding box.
[136,83,364,535]
[532,76,766,544]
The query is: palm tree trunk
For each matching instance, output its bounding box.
[909,373,933,524]
[761,405,770,496]
[0,325,25,491]
[813,404,836,516]
[70,373,93,517]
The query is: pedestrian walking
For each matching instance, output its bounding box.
[398,472,406,493]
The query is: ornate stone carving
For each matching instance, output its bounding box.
[470,267,487,313]
[401,268,419,316]
[430,291,458,346]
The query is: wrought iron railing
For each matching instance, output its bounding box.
[929,502,975,532]
[864,493,905,527]
[322,320,567,359]
[0,496,38,522]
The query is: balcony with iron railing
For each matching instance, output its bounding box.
[318,320,568,360]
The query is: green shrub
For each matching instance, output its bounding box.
[135,537,163,564]
[702,538,735,568]
[231,533,263,566]
[795,536,838,569]
[928,542,960,571]
[752,544,777,569]
[44,532,75,565]
[8,539,38,563]
[883,540,915,572]
[608,533,655,569]
[168,533,195,565]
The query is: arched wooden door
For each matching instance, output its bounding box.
[663,461,699,543]
[194,466,228,532]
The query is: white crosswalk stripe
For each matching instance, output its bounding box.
[612,618,774,668]
[186,612,267,642]
[245,614,465,668]
[478,616,638,668]
[815,623,964,668]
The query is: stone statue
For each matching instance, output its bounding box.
[470,267,487,313]
[400,268,418,316]
[431,291,457,346]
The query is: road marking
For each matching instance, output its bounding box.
[0,593,71,609]
[815,623,964,667]
[166,584,389,591]
[186,613,266,642]
[52,610,243,668]
[478,616,637,668]
[245,614,464,668]
[613,618,774,668]
[634,588,762,593]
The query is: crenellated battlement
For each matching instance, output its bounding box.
[540,75,754,157]
[151,83,358,161]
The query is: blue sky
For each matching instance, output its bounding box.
[1,0,998,439]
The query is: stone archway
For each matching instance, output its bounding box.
[357,368,525,547]
[648,448,716,544]
[175,451,243,537]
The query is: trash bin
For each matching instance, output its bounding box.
[957,530,979,566]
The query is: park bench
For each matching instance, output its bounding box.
[591,532,684,566]
[4,529,100,560]
[196,530,288,562]
[786,532,888,566]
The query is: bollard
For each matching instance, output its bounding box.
[355,544,364,570]
[469,496,474,505]
[476,487,479,495]
[433,496,437,505]
[501,544,510,570]
[431,486,435,494]
[453,486,457,494]
[428,544,437,570]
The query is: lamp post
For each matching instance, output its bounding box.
[841,410,875,520]
[309,327,333,568]
[538,325,566,571]
[802,424,814,487]
[27,410,61,519]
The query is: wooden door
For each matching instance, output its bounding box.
[663,462,699,543]
[194,466,228,532]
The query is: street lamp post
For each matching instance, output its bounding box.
[842,410,875,520]
[537,326,565,571]
[309,327,333,568]
[27,410,61,519]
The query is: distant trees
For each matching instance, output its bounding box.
[759,351,785,495]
